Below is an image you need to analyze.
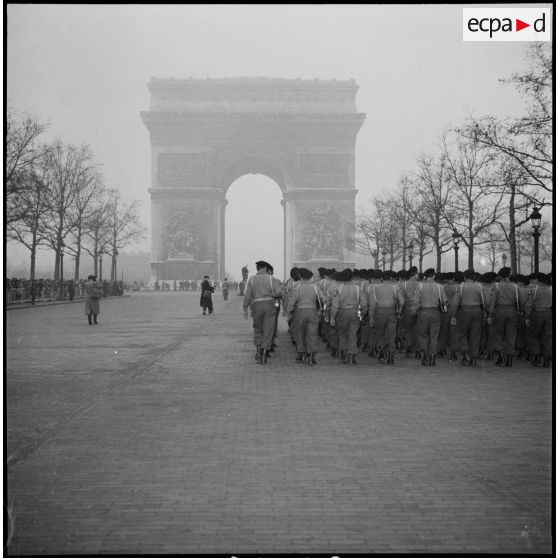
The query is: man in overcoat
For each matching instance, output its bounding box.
[84,275,102,325]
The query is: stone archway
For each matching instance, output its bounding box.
[141,77,365,281]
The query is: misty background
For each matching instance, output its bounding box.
[6,4,546,281]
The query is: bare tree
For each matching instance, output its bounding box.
[413,152,454,272]
[42,140,97,280]
[443,131,506,270]
[6,149,52,303]
[104,190,147,281]
[6,110,48,224]
[459,43,552,207]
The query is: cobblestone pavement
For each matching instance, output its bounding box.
[5,291,553,554]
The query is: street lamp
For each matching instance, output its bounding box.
[529,205,542,273]
[452,231,460,272]
[408,241,414,269]
[381,248,388,272]
[58,242,65,300]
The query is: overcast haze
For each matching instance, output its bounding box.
[6,4,547,280]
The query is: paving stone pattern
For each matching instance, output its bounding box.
[5,291,553,554]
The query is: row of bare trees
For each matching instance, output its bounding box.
[355,44,552,275]
[6,113,146,289]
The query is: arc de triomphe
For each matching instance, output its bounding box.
[140,77,365,281]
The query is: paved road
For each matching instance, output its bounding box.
[5,291,553,554]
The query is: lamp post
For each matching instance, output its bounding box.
[381,248,388,272]
[408,241,414,269]
[529,206,542,273]
[452,231,460,272]
[58,242,65,300]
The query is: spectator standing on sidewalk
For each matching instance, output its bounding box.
[222,278,230,301]
[84,275,102,325]
[200,275,215,315]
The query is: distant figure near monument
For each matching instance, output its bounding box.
[239,265,249,296]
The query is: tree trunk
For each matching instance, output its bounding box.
[30,243,37,305]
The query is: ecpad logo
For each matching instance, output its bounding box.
[463,8,551,41]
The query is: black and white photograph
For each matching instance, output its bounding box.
[5,3,554,555]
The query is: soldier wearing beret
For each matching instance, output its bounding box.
[449,268,486,366]
[330,268,367,365]
[243,260,283,364]
[524,272,553,367]
[284,268,326,365]
[415,268,449,366]
[366,269,405,365]
[487,267,527,367]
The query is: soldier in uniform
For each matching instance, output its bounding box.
[415,268,449,366]
[284,268,326,365]
[324,270,342,358]
[366,269,405,365]
[401,267,419,357]
[479,272,496,359]
[243,261,283,364]
[449,268,486,366]
[513,274,531,359]
[330,269,367,365]
[84,274,102,325]
[487,267,527,367]
[524,272,553,367]
[282,267,301,346]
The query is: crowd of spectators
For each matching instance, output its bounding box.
[153,279,240,292]
[5,277,125,305]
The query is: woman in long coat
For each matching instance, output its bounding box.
[200,275,215,315]
[84,274,102,325]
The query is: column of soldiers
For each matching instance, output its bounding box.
[244,261,552,368]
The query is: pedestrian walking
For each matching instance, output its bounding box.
[200,275,215,315]
[243,261,283,364]
[222,278,230,301]
[84,275,102,325]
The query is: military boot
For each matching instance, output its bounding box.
[310,353,317,365]
[349,353,357,365]
[296,352,305,362]
[340,350,347,363]
[420,351,430,366]
[387,352,394,365]
[505,354,513,367]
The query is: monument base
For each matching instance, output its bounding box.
[151,260,215,282]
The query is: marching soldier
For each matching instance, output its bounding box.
[479,272,497,359]
[243,260,283,365]
[366,269,405,365]
[330,269,367,365]
[487,267,527,367]
[283,268,326,365]
[366,269,383,357]
[401,266,420,357]
[524,272,553,367]
[325,270,343,358]
[316,268,335,348]
[449,268,486,367]
[282,267,301,346]
[415,268,449,366]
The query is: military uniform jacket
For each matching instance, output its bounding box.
[284,281,325,314]
[243,272,282,311]
[402,278,419,310]
[449,281,486,317]
[416,281,449,310]
[488,280,526,315]
[524,284,553,316]
[367,282,405,316]
[331,283,368,319]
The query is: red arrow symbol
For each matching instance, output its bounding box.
[516,19,530,31]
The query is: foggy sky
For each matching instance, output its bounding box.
[6,4,549,280]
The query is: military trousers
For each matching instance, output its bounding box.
[372,308,398,353]
[402,307,418,349]
[250,300,277,350]
[527,309,553,357]
[335,308,360,355]
[456,306,483,358]
[492,306,518,355]
[416,307,442,355]
[292,307,320,353]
